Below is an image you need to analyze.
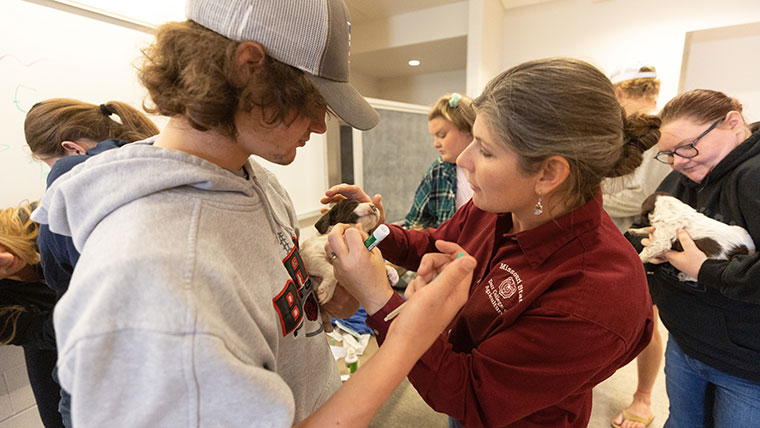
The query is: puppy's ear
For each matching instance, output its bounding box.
[334,199,359,224]
[640,192,661,225]
[315,209,333,234]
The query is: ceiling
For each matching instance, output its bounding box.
[345,0,552,23]
[350,37,467,79]
[343,0,554,81]
[344,0,467,80]
[345,0,464,24]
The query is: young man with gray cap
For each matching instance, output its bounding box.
[31,0,347,424]
[32,0,479,426]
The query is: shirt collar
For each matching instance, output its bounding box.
[503,192,604,269]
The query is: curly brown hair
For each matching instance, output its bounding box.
[138,20,327,138]
[25,99,159,159]
[614,66,660,101]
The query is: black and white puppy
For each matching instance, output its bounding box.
[301,199,380,326]
[628,192,755,281]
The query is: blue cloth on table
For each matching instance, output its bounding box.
[333,305,374,335]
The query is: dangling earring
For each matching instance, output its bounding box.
[533,193,543,216]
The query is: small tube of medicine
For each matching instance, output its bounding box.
[364,224,390,251]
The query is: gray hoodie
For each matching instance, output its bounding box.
[32,141,340,427]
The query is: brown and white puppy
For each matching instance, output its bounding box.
[628,192,755,281]
[300,199,380,328]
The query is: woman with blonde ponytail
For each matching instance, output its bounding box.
[404,92,476,229]
[0,201,62,427]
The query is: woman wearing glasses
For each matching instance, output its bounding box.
[633,89,760,427]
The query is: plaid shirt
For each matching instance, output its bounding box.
[403,158,457,229]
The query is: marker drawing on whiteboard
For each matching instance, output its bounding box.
[13,85,37,113]
[0,54,43,67]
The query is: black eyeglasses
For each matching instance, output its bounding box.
[654,119,722,165]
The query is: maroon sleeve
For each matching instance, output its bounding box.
[405,309,647,427]
[378,201,475,271]
[365,292,406,345]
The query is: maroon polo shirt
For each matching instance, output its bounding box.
[370,195,653,428]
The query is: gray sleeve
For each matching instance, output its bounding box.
[603,149,672,218]
[58,329,296,427]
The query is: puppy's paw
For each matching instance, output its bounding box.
[627,227,652,236]
[317,280,336,304]
[639,248,659,263]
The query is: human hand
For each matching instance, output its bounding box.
[405,240,469,300]
[386,254,476,356]
[327,224,394,314]
[321,184,385,225]
[662,229,708,279]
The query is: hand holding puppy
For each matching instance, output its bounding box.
[327,223,394,314]
[662,230,708,280]
[322,184,386,225]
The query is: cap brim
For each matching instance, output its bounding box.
[306,75,379,131]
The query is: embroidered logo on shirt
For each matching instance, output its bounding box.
[273,236,322,337]
[498,277,517,299]
[484,263,524,314]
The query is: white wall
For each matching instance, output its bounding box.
[349,71,382,100]
[681,22,760,122]
[500,0,760,108]
[377,69,467,107]
[351,2,468,55]
[467,0,504,97]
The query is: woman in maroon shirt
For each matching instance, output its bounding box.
[324,58,656,427]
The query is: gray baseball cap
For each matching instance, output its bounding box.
[186,0,379,130]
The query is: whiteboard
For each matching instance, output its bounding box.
[1,0,327,218]
[680,21,760,123]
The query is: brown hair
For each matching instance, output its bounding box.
[428,93,476,134]
[614,65,661,101]
[660,89,745,126]
[0,201,39,346]
[24,99,159,159]
[474,58,661,209]
[138,20,327,138]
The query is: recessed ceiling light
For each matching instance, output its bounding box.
[408,59,421,67]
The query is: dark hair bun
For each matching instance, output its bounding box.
[607,112,661,178]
